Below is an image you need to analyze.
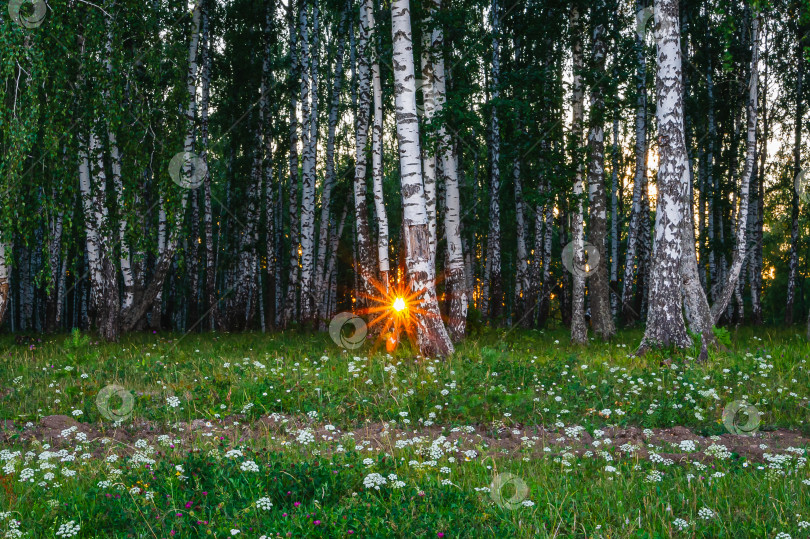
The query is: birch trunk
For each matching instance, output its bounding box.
[103,18,133,315]
[391,0,453,357]
[751,29,768,325]
[710,13,760,324]
[638,0,692,352]
[483,0,502,321]
[570,6,587,344]
[353,0,377,306]
[786,28,805,325]
[262,5,276,330]
[514,157,529,324]
[0,243,10,326]
[680,179,714,358]
[420,7,437,265]
[150,201,166,329]
[79,128,119,340]
[300,1,319,323]
[200,1,217,330]
[371,3,390,287]
[621,0,648,324]
[707,59,718,300]
[586,7,616,340]
[283,0,301,326]
[697,147,707,289]
[430,0,466,340]
[232,121,262,330]
[610,115,619,317]
[46,201,64,331]
[314,6,348,319]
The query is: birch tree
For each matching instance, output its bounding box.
[569,6,588,344]
[420,7,438,264]
[300,1,319,323]
[353,0,377,306]
[262,3,277,329]
[786,21,805,325]
[638,0,691,352]
[371,2,390,288]
[283,1,301,326]
[391,0,453,357]
[481,0,502,320]
[200,0,217,330]
[710,12,760,323]
[621,0,649,324]
[314,6,349,321]
[430,0,466,340]
[586,0,616,340]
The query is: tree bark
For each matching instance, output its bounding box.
[391,0,454,357]
[569,6,587,344]
[610,115,620,317]
[121,1,200,332]
[482,0,502,321]
[587,6,616,340]
[353,0,377,306]
[200,0,217,330]
[371,3,390,288]
[262,3,276,330]
[786,25,805,325]
[420,7,438,265]
[751,22,768,325]
[283,0,301,327]
[710,13,760,324]
[314,6,349,321]
[299,0,319,324]
[427,0,465,340]
[514,157,530,325]
[637,0,692,352]
[622,0,648,325]
[0,243,10,326]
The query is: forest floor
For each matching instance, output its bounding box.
[0,325,808,537]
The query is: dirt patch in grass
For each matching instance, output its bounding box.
[0,414,807,465]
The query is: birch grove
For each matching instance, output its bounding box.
[1,0,807,358]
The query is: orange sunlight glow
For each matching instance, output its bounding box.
[355,272,445,355]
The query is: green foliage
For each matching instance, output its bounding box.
[713,325,732,348]
[0,329,808,536]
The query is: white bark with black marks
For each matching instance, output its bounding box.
[353,0,376,305]
[638,0,692,352]
[371,3,390,284]
[391,0,453,357]
[431,0,466,340]
[482,0,502,320]
[621,0,648,324]
[586,5,615,340]
[570,6,587,344]
[710,13,760,324]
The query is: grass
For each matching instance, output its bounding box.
[0,325,809,537]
